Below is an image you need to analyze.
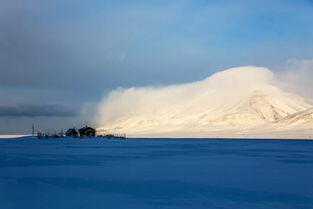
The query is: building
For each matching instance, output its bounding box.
[79,126,96,137]
[65,128,80,137]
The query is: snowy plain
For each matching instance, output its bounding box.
[1,137,313,209]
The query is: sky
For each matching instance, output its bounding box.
[0,0,313,134]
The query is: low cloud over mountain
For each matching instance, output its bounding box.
[96,66,313,138]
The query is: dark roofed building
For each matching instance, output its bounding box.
[79,126,96,137]
[66,128,80,137]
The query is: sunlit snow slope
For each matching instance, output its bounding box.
[96,66,313,138]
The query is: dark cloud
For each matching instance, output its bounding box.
[0,104,77,117]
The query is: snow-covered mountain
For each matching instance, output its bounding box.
[96,66,313,138]
[275,107,313,128]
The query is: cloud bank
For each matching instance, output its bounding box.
[278,59,313,98]
[0,104,77,117]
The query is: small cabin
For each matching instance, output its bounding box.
[66,128,80,137]
[79,126,96,137]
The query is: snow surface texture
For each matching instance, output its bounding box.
[1,137,313,209]
[96,66,313,138]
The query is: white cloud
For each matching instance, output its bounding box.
[278,59,313,98]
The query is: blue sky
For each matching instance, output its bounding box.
[0,0,312,133]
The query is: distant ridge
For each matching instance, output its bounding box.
[0,135,30,139]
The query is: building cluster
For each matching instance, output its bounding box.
[66,126,96,137]
[37,126,126,139]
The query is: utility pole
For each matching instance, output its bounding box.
[32,123,35,137]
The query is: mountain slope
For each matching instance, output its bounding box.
[96,66,313,137]
[275,108,313,128]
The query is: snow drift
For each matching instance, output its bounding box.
[96,66,313,138]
